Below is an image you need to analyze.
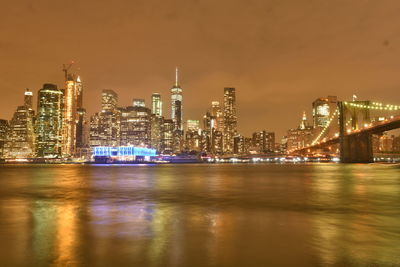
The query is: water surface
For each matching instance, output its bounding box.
[0,163,399,266]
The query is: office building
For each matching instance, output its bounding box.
[162,119,174,154]
[171,68,183,130]
[120,105,151,147]
[36,84,63,158]
[5,89,36,158]
[0,119,8,158]
[223,87,237,153]
[151,93,162,117]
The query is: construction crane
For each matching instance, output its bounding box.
[62,60,75,81]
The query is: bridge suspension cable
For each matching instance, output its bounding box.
[311,108,339,145]
[344,101,400,111]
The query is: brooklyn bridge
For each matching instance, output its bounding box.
[288,101,400,163]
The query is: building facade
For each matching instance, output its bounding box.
[171,68,183,131]
[223,87,237,153]
[36,84,63,158]
[5,89,36,158]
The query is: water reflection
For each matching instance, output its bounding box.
[0,164,399,266]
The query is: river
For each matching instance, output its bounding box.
[0,163,399,266]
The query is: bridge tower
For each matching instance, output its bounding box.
[338,101,373,163]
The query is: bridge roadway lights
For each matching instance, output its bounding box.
[340,132,373,163]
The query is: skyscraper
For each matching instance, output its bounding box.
[24,88,33,109]
[150,115,163,152]
[252,131,275,153]
[0,119,7,159]
[62,73,80,157]
[120,104,151,147]
[5,89,36,158]
[211,101,224,132]
[151,93,162,117]
[36,84,63,158]
[75,76,87,149]
[223,87,237,153]
[150,93,163,152]
[185,120,201,152]
[133,99,145,107]
[102,89,118,111]
[171,68,183,130]
[89,89,120,147]
[162,119,174,154]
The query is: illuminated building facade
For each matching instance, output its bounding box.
[162,119,174,154]
[62,74,80,157]
[252,131,275,153]
[287,112,314,152]
[223,87,237,153]
[120,105,151,147]
[187,120,200,132]
[89,90,120,147]
[102,90,118,111]
[75,76,87,150]
[5,89,36,158]
[185,120,201,151]
[0,119,8,158]
[133,99,145,107]
[171,68,183,131]
[233,135,248,154]
[151,93,162,117]
[36,84,63,158]
[312,96,338,137]
[150,115,163,153]
[211,101,224,132]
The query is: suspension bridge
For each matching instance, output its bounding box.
[288,100,400,163]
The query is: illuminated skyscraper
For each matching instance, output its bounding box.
[24,88,33,109]
[211,101,224,132]
[5,89,36,158]
[150,93,163,152]
[120,104,151,147]
[312,96,337,127]
[150,115,163,152]
[36,84,63,158]
[0,119,7,158]
[133,99,145,107]
[62,74,79,157]
[102,89,118,111]
[223,87,237,153]
[312,96,338,138]
[252,131,275,153]
[171,68,183,130]
[185,120,201,151]
[75,76,87,149]
[187,120,200,132]
[286,112,313,151]
[162,119,174,154]
[90,89,120,147]
[151,93,162,117]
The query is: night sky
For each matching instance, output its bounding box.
[1,0,400,138]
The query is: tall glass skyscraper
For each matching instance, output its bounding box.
[62,74,80,156]
[171,68,183,130]
[36,84,63,158]
[5,89,35,158]
[223,87,237,153]
[151,93,162,117]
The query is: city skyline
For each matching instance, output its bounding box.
[2,1,400,138]
[1,66,399,141]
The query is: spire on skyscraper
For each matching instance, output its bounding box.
[175,67,179,87]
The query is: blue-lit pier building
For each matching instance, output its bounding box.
[92,146,157,163]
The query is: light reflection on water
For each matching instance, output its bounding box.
[0,163,399,266]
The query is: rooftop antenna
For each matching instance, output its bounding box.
[175,67,179,87]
